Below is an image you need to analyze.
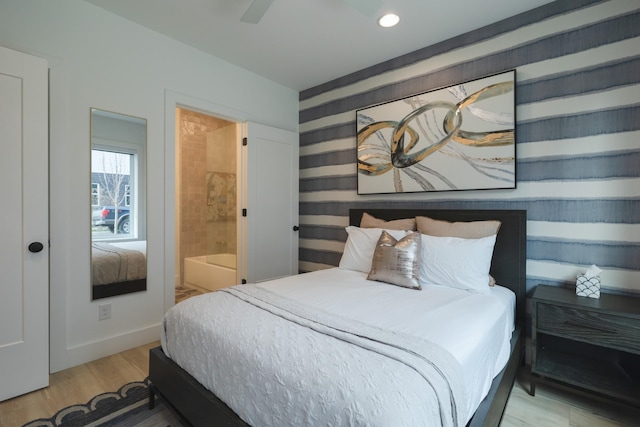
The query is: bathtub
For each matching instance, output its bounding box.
[184,253,237,292]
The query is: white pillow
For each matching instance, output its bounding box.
[339,226,410,273]
[419,233,497,294]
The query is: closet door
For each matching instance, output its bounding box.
[242,122,299,283]
[0,46,49,401]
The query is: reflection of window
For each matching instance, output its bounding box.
[91,147,139,239]
[91,183,100,206]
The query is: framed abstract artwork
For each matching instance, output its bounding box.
[356,70,516,194]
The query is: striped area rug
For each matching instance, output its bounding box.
[22,380,184,427]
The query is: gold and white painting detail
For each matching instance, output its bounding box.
[357,70,515,194]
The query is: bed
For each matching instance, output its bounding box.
[91,241,147,300]
[149,209,526,426]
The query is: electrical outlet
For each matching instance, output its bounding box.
[99,303,111,321]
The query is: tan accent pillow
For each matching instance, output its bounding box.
[360,212,416,230]
[367,231,422,290]
[416,216,501,239]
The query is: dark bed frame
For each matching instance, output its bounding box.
[92,278,147,300]
[149,209,527,427]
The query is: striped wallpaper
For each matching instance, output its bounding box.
[298,0,640,295]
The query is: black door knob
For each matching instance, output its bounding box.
[28,242,44,253]
[292,225,300,231]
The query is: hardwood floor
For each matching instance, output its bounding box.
[501,372,640,427]
[0,341,158,427]
[2,339,639,427]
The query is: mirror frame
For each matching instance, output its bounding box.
[90,108,148,300]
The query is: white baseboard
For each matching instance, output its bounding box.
[50,323,162,373]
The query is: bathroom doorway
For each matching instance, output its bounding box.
[175,107,240,302]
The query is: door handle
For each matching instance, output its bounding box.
[28,242,44,253]
[292,225,300,232]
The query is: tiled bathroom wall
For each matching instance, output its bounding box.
[177,108,237,284]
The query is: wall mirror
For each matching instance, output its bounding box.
[90,108,147,300]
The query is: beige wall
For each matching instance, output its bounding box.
[177,108,237,285]
[206,123,238,257]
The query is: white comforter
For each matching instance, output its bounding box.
[161,268,515,426]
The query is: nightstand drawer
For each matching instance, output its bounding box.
[537,303,640,354]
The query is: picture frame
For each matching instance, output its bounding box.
[356,70,516,195]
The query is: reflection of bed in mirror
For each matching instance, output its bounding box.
[91,241,147,300]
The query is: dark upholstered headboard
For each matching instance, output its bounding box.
[349,209,527,326]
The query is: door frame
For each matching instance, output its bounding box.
[164,91,248,312]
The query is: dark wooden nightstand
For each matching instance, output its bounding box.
[531,285,640,407]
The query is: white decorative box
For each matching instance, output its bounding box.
[576,274,601,298]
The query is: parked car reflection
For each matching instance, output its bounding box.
[92,206,130,234]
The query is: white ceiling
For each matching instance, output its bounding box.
[84,0,554,92]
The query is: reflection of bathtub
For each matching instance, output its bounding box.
[184,254,237,292]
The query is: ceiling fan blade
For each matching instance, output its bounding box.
[343,0,383,17]
[240,0,275,24]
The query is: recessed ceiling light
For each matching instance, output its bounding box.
[378,13,399,28]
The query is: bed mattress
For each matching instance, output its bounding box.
[161,268,514,426]
[91,242,146,286]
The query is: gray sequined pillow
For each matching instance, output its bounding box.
[367,231,422,290]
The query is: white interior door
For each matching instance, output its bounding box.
[0,46,49,401]
[242,122,299,283]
